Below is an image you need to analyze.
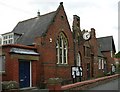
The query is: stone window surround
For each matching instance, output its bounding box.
[56,32,68,65]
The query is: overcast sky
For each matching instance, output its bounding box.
[0,0,119,52]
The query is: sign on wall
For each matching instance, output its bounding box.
[71,66,82,82]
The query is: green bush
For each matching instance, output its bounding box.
[47,78,63,84]
[2,81,19,90]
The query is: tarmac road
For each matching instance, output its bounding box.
[88,78,120,90]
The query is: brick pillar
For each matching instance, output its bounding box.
[47,78,62,91]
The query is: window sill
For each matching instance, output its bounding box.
[56,64,69,67]
[98,69,104,70]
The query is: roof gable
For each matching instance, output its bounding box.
[7,2,71,46]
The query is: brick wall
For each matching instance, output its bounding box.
[2,45,40,88]
[102,51,114,73]
[1,3,116,89]
[2,47,13,81]
[35,3,74,85]
[47,74,119,91]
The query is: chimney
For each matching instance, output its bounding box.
[91,28,96,38]
[60,2,63,5]
[72,15,80,31]
[37,10,40,17]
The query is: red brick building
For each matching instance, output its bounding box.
[97,36,116,74]
[0,2,116,89]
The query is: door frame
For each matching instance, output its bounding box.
[30,61,32,87]
[19,60,32,88]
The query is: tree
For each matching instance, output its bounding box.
[114,51,120,58]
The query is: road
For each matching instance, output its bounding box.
[88,78,120,90]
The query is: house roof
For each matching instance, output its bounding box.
[97,36,116,52]
[12,11,56,45]
[98,47,104,57]
[2,2,68,46]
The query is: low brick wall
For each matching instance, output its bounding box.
[61,74,120,90]
[2,89,19,92]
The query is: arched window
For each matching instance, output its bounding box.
[76,53,81,66]
[56,32,68,64]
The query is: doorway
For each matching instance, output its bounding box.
[19,60,32,88]
[87,63,90,79]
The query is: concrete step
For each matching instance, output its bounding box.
[20,87,49,92]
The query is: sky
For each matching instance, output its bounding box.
[0,0,119,52]
[118,2,120,52]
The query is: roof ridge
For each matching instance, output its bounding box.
[40,11,56,17]
[97,35,113,39]
[19,11,56,23]
[19,17,37,23]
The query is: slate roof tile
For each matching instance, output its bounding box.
[97,36,116,52]
[12,11,56,45]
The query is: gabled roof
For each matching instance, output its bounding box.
[12,11,56,45]
[97,36,116,52]
[2,2,69,46]
[12,2,66,46]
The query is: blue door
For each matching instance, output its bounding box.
[19,60,30,88]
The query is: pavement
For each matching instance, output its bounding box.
[20,87,49,92]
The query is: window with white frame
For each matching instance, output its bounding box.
[0,55,6,72]
[76,53,81,66]
[101,59,104,69]
[56,32,68,64]
[98,58,101,69]
[2,33,14,45]
[98,58,104,70]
